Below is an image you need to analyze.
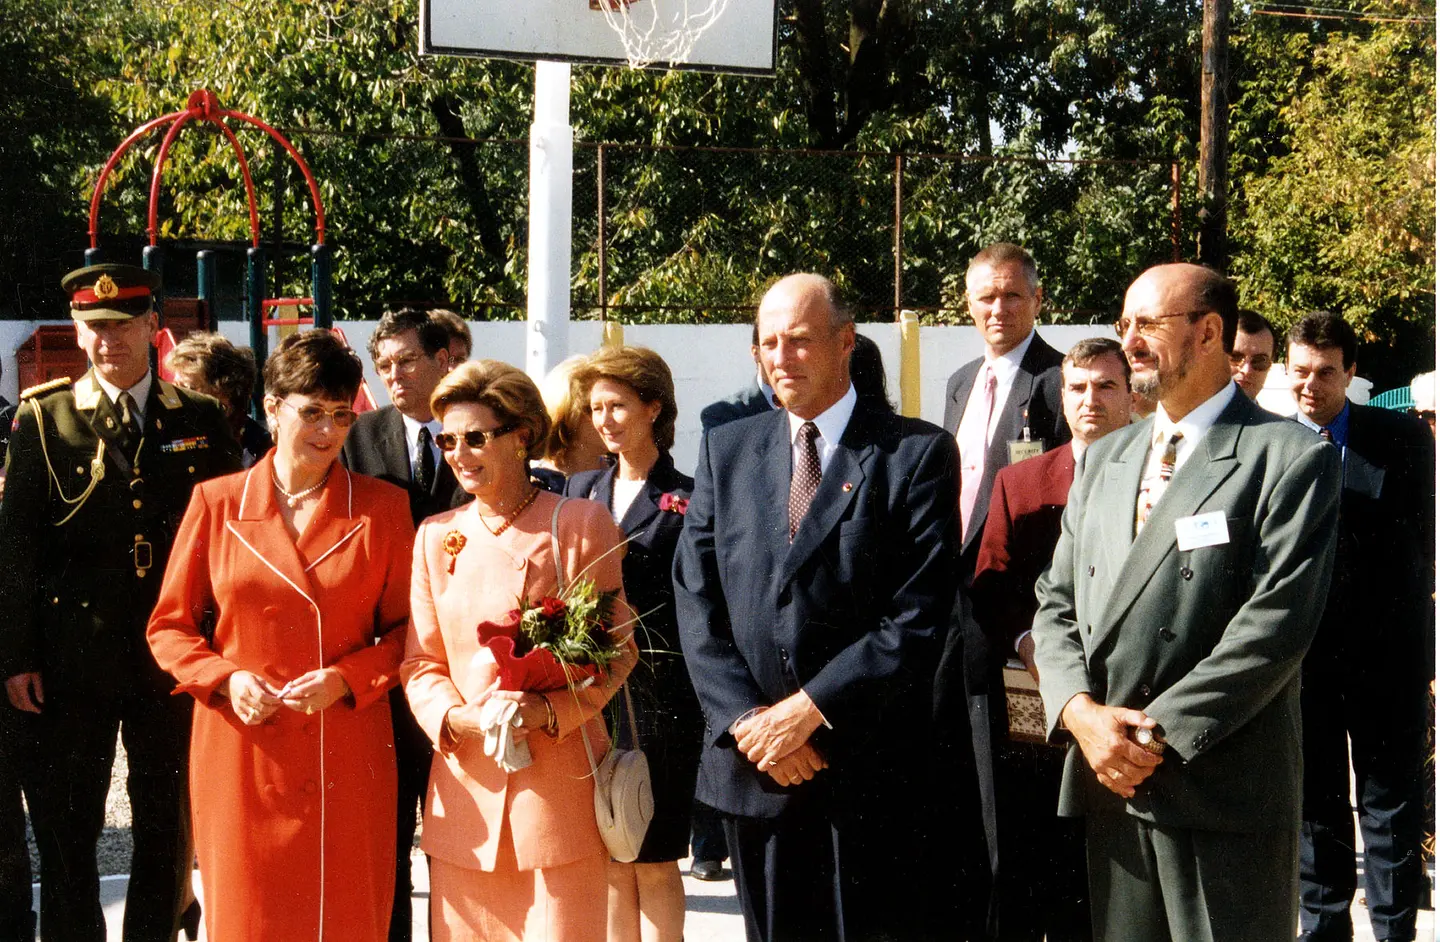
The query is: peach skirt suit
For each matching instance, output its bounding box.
[147,457,415,942]
[403,491,637,942]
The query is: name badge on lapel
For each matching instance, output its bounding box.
[1175,511,1229,551]
[1007,422,1045,465]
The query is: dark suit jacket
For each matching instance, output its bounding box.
[971,444,1075,657]
[699,381,774,431]
[566,454,701,741]
[1032,391,1342,833]
[674,401,961,820]
[1308,404,1436,682]
[941,333,1069,565]
[340,405,462,527]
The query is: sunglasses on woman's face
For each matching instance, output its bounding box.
[278,400,358,428]
[435,424,520,452]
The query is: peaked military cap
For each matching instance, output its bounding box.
[61,263,160,322]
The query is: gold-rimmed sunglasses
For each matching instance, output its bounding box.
[435,424,521,452]
[276,400,358,428]
[1114,311,1197,339]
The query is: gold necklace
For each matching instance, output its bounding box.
[273,468,328,509]
[479,487,540,537]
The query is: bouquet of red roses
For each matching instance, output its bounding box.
[472,578,629,770]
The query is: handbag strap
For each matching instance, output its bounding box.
[550,497,642,772]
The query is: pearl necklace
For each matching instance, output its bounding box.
[273,469,328,509]
[479,487,540,537]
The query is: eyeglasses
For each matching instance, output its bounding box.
[278,400,357,428]
[435,424,521,452]
[374,353,425,375]
[1114,311,1195,339]
[1228,354,1274,371]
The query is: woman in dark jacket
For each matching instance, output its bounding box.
[565,345,698,942]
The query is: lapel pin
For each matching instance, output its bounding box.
[842,482,853,493]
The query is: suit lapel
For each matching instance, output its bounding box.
[620,477,663,537]
[757,410,795,561]
[296,466,366,573]
[225,454,316,600]
[778,412,870,588]
[945,361,981,434]
[1091,407,1243,648]
[381,407,412,482]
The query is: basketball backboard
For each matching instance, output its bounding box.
[420,0,777,74]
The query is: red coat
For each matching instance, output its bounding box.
[971,443,1076,653]
[147,454,414,942]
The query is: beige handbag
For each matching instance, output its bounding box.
[551,499,655,862]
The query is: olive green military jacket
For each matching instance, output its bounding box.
[0,370,241,699]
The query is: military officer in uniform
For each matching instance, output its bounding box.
[0,264,240,941]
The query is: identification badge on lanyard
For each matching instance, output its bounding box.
[1007,413,1045,465]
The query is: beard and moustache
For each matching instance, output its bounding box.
[1130,331,1197,402]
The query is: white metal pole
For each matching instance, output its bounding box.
[526,60,574,381]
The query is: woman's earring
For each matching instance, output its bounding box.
[515,447,527,460]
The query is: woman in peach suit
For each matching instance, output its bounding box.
[147,332,414,941]
[403,360,637,942]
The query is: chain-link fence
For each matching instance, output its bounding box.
[579,143,1182,324]
[64,128,1184,326]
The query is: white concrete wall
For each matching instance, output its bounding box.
[0,319,1376,477]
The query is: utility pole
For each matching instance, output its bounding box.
[1198,0,1231,269]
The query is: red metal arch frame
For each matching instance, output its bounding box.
[87,88,326,249]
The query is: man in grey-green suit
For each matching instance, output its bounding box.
[1032,263,1342,942]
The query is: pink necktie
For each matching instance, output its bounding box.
[958,365,996,539]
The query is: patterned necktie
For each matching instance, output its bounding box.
[1136,431,1184,534]
[117,391,141,454]
[414,426,436,494]
[788,422,821,541]
[958,365,997,540]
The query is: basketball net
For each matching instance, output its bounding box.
[589,0,730,69]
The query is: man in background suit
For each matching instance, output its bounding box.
[932,242,1069,936]
[675,273,961,941]
[1032,263,1341,941]
[1288,312,1434,942]
[340,307,457,942]
[969,337,1132,940]
[1230,310,1276,401]
[700,324,777,431]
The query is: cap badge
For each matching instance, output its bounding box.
[92,274,119,301]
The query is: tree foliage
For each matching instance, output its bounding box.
[1229,1,1435,386]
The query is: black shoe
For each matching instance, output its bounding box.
[180,900,201,941]
[690,859,726,881]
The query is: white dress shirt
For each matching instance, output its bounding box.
[400,413,442,470]
[1145,381,1237,479]
[787,383,858,475]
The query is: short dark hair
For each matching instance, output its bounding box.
[367,308,450,362]
[1064,336,1130,386]
[968,243,1039,292]
[264,330,364,403]
[166,332,258,420]
[574,346,679,452]
[1288,311,1357,370]
[850,333,894,411]
[1188,267,1240,352]
[429,309,472,359]
[1237,309,1275,342]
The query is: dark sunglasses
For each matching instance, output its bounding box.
[436,423,521,452]
[279,400,358,428]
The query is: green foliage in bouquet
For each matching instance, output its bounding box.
[513,580,628,676]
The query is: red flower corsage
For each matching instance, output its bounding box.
[442,530,467,574]
[659,493,689,515]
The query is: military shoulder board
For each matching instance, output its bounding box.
[20,377,71,400]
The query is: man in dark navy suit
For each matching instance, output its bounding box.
[675,273,961,941]
[1288,312,1435,942]
[340,307,459,942]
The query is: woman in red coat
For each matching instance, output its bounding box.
[148,331,414,941]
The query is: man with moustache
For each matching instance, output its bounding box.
[1230,310,1277,400]
[1287,312,1434,942]
[341,307,459,942]
[969,337,1133,940]
[1031,264,1341,941]
[675,273,961,941]
[0,263,239,941]
[933,242,1069,936]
